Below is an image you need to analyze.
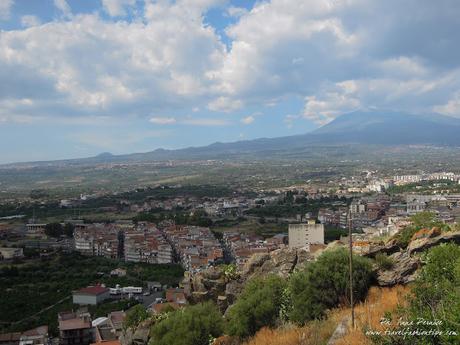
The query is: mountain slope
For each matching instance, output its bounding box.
[311,110,460,145]
[119,110,460,160]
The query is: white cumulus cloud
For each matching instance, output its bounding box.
[102,0,136,17]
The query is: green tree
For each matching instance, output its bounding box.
[123,304,149,330]
[288,248,373,324]
[226,275,285,338]
[149,302,223,345]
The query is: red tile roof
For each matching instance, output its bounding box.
[59,318,91,331]
[75,286,109,296]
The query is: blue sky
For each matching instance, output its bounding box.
[1,0,460,163]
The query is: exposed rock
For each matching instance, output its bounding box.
[365,238,400,258]
[120,319,154,345]
[240,253,271,277]
[225,280,243,305]
[191,290,210,303]
[410,227,441,242]
[376,251,420,286]
[408,230,460,255]
[119,327,134,345]
[189,266,227,300]
[216,295,228,314]
[250,248,296,279]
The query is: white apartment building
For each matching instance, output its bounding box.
[288,220,325,250]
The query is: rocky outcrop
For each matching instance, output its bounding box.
[120,319,154,345]
[189,266,227,303]
[365,238,400,258]
[241,247,311,280]
[372,231,460,286]
[408,230,460,254]
[182,247,312,309]
[376,251,420,286]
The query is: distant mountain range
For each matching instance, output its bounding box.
[5,110,460,166]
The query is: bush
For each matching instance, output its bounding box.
[288,248,373,324]
[372,243,460,345]
[394,212,449,248]
[375,253,394,270]
[149,302,224,345]
[123,304,149,330]
[226,275,285,338]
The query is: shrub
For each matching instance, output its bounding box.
[149,302,224,345]
[226,275,285,338]
[393,212,449,248]
[372,243,460,345]
[288,248,373,325]
[123,304,149,330]
[375,253,394,270]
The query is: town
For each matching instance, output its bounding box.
[2,168,460,345]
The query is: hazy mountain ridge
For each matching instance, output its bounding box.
[3,110,460,166]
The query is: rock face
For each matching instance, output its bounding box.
[189,266,227,303]
[241,247,311,280]
[182,247,312,309]
[373,231,460,286]
[408,230,460,255]
[376,251,420,286]
[120,319,153,345]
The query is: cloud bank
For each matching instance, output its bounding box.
[1,0,460,127]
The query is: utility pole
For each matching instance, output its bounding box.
[348,208,355,329]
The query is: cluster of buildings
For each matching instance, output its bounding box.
[162,225,223,271]
[0,326,49,345]
[74,222,173,264]
[393,172,460,185]
[149,287,187,314]
[223,231,287,265]
[57,309,125,345]
[0,308,125,345]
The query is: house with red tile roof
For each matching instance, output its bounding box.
[73,286,110,305]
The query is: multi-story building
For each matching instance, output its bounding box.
[58,311,93,345]
[288,220,324,250]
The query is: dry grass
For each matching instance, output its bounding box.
[242,318,336,345]
[235,285,410,345]
[334,285,411,345]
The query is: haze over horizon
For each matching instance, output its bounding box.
[1,0,460,163]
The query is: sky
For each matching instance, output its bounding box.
[1,0,460,163]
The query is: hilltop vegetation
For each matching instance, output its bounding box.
[119,219,460,345]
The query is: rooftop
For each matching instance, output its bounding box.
[75,286,109,296]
